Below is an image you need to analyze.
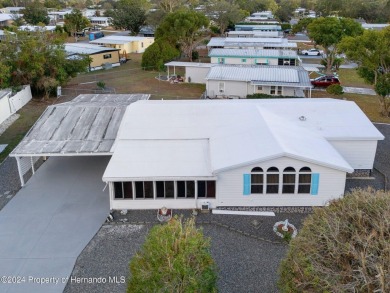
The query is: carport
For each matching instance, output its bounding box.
[10,94,150,186]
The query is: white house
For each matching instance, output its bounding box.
[88,16,111,27]
[102,99,384,210]
[205,65,312,98]
[209,48,301,66]
[235,24,282,31]
[227,30,282,38]
[207,37,297,50]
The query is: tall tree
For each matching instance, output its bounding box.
[22,1,50,25]
[0,31,90,97]
[236,0,278,14]
[105,0,148,35]
[206,0,248,34]
[64,9,90,41]
[307,17,363,74]
[156,9,209,61]
[339,27,390,116]
[156,0,184,13]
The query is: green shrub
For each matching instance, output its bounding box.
[326,84,344,95]
[96,81,105,89]
[141,40,180,71]
[281,23,291,31]
[192,50,199,61]
[278,188,390,293]
[128,217,217,293]
[246,93,302,99]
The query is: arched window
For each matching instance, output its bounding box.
[283,167,296,194]
[251,167,263,194]
[266,167,279,194]
[298,167,311,193]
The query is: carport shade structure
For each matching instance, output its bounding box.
[10,94,150,186]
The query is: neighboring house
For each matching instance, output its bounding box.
[64,43,121,71]
[0,14,15,27]
[10,96,384,210]
[101,99,383,210]
[48,10,72,25]
[207,37,297,50]
[362,23,389,30]
[0,7,24,14]
[209,48,301,66]
[244,11,279,23]
[0,29,16,41]
[89,36,155,54]
[19,25,56,32]
[89,16,111,27]
[227,30,282,38]
[205,65,312,98]
[235,24,282,31]
[139,26,155,37]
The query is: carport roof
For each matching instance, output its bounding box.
[10,94,150,157]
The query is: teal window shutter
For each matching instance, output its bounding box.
[311,173,320,195]
[243,174,251,195]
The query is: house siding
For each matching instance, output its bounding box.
[216,157,346,207]
[186,66,210,83]
[329,140,378,170]
[90,51,120,68]
[108,182,217,210]
[207,80,299,98]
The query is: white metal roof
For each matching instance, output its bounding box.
[64,43,119,55]
[102,99,384,180]
[207,37,297,48]
[209,48,298,58]
[0,14,13,21]
[104,139,213,180]
[164,61,213,68]
[89,35,153,45]
[206,65,312,88]
[11,94,150,156]
[227,31,281,37]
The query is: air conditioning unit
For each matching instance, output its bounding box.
[200,201,210,211]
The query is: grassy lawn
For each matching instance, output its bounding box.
[67,53,205,100]
[338,68,373,88]
[311,90,390,123]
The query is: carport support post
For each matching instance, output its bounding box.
[15,156,25,187]
[309,87,312,98]
[30,156,35,174]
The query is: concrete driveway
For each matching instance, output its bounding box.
[0,156,110,293]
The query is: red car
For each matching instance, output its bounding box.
[311,76,340,87]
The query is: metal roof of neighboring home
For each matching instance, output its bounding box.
[64,43,119,55]
[164,61,214,68]
[207,37,297,48]
[227,31,281,37]
[206,65,311,87]
[89,35,153,45]
[209,48,298,58]
[11,94,150,156]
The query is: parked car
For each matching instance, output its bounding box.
[311,75,340,87]
[301,48,323,56]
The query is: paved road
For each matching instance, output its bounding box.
[0,156,110,293]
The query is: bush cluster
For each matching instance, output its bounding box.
[326,84,344,95]
[278,188,390,293]
[128,217,217,292]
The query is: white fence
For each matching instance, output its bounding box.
[0,85,32,125]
